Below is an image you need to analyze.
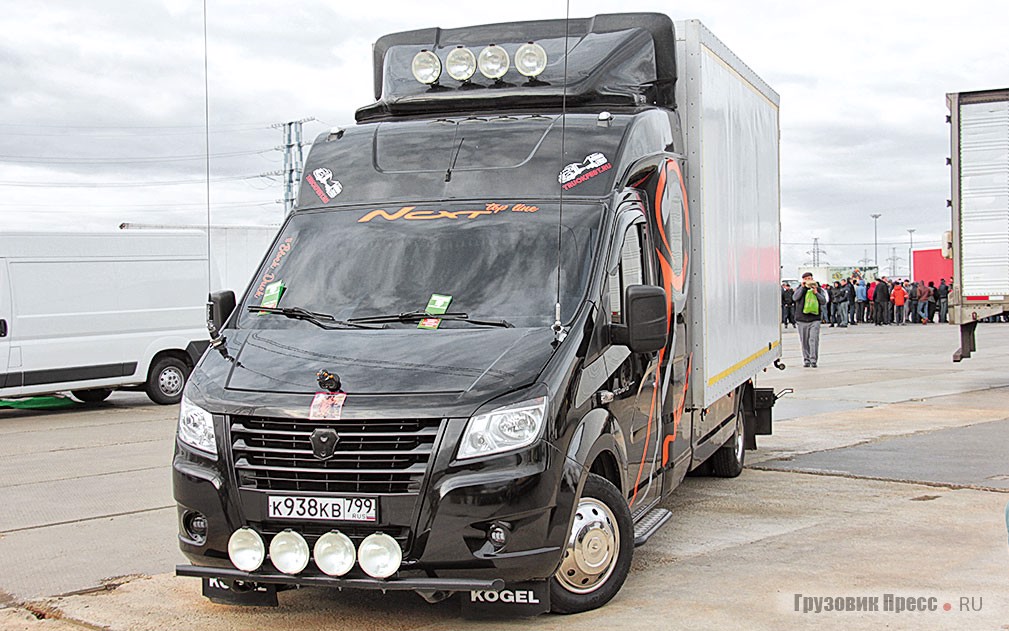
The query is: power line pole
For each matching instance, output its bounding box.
[806,237,827,267]
[273,118,315,214]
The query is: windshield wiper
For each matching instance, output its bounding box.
[347,310,513,328]
[248,305,386,330]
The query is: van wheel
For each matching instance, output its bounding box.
[710,412,745,477]
[550,474,633,614]
[146,357,189,405]
[72,388,112,403]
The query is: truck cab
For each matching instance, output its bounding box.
[174,13,779,615]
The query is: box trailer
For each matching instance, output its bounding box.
[947,88,1009,361]
[174,13,781,615]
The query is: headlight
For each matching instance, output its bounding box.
[458,396,547,459]
[178,395,216,455]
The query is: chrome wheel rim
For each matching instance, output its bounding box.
[555,497,620,594]
[734,414,745,462]
[160,367,184,396]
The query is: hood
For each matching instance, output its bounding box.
[224,327,555,399]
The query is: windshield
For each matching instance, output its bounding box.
[237,201,603,330]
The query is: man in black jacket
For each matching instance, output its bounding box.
[781,282,796,328]
[873,277,891,325]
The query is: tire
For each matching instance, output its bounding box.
[550,473,634,614]
[146,356,190,405]
[71,388,113,403]
[710,412,745,478]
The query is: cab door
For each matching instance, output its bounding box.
[604,214,664,508]
[0,259,15,395]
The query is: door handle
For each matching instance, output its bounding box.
[0,319,6,338]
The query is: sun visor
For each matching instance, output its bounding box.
[356,13,675,122]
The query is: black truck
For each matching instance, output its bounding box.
[174,13,782,615]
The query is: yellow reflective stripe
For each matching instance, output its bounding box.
[706,341,781,387]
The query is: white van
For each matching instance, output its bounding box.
[0,231,211,404]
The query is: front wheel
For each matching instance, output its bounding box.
[146,356,189,405]
[550,473,634,614]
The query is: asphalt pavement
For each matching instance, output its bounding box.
[1,321,1008,630]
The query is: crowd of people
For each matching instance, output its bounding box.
[781,275,953,328]
[785,272,954,369]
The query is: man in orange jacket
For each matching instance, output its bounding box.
[890,281,908,326]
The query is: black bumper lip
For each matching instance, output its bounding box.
[176,564,505,592]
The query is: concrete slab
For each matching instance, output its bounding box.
[757,419,1009,491]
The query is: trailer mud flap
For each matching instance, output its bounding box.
[461,581,550,617]
[202,577,278,606]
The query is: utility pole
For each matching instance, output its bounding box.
[273,117,315,214]
[871,213,882,266]
[907,228,916,279]
[886,246,904,278]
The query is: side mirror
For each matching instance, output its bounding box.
[611,285,668,353]
[207,290,236,337]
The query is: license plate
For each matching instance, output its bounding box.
[266,496,377,522]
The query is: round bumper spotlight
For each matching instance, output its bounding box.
[358,533,402,579]
[411,49,442,85]
[314,531,356,577]
[515,42,548,78]
[446,46,477,82]
[478,44,510,80]
[228,527,265,572]
[269,529,310,575]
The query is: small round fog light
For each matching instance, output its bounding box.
[228,527,265,572]
[184,511,208,544]
[515,42,548,78]
[314,531,356,577]
[445,46,477,82]
[488,523,508,548]
[269,530,310,575]
[357,533,402,579]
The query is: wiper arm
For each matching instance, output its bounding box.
[347,310,513,328]
[248,305,386,330]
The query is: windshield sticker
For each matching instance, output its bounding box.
[259,280,285,311]
[253,237,295,299]
[558,152,612,190]
[419,293,452,330]
[359,203,539,223]
[426,294,453,314]
[309,391,346,421]
[306,167,342,203]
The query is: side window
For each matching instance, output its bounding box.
[609,225,645,324]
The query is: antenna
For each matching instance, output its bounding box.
[551,0,572,344]
[202,0,212,295]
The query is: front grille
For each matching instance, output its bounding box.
[231,415,443,494]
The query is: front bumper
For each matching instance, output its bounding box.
[177,564,504,591]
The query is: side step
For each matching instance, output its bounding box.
[633,507,673,547]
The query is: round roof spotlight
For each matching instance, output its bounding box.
[269,529,310,575]
[228,528,265,573]
[478,44,510,80]
[515,42,548,78]
[445,46,477,82]
[411,49,442,85]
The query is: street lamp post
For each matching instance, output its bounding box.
[907,228,916,279]
[871,213,882,269]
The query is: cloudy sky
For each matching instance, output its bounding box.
[1,0,1006,277]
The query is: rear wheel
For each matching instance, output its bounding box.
[710,412,745,477]
[550,473,633,614]
[71,388,112,403]
[146,356,189,405]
